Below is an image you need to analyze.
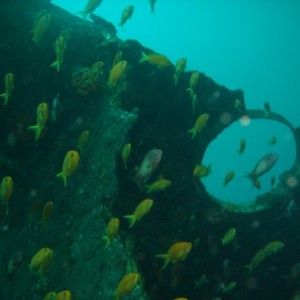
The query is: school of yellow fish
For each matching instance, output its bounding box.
[0,0,285,299]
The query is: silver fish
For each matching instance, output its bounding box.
[246,153,278,186]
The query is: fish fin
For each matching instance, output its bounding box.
[27,125,42,141]
[50,60,60,72]
[123,214,136,228]
[154,254,170,269]
[56,172,67,187]
[139,52,149,64]
[0,93,8,105]
[102,236,110,248]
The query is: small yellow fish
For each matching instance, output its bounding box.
[146,178,171,193]
[237,138,246,155]
[31,13,52,45]
[262,240,285,256]
[174,58,187,85]
[102,218,120,248]
[79,0,102,19]
[29,247,53,277]
[0,72,14,105]
[39,201,54,225]
[56,290,72,300]
[115,273,140,300]
[124,199,153,228]
[222,281,237,294]
[174,298,188,300]
[108,60,128,88]
[121,143,132,169]
[89,61,104,82]
[264,102,271,114]
[77,130,90,153]
[119,5,134,27]
[50,35,66,72]
[113,51,123,67]
[223,171,235,186]
[245,249,265,273]
[27,102,48,140]
[268,136,277,145]
[43,292,57,300]
[155,241,192,269]
[0,176,13,215]
[56,150,80,187]
[221,228,236,246]
[186,71,200,98]
[193,163,211,177]
[139,52,172,68]
[253,178,261,189]
[234,99,242,112]
[149,0,157,13]
[187,114,209,139]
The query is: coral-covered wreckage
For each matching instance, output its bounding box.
[0,1,300,299]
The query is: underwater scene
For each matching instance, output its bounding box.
[0,0,300,299]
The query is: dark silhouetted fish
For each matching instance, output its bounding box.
[246,153,278,187]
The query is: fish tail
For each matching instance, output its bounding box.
[145,184,151,194]
[102,235,110,248]
[27,125,42,141]
[154,254,170,269]
[186,87,194,98]
[50,60,60,72]
[77,11,88,20]
[123,214,136,228]
[0,93,8,105]
[139,52,149,64]
[187,128,196,139]
[56,172,67,187]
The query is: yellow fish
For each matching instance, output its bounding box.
[124,199,153,228]
[186,71,200,98]
[50,35,66,72]
[146,179,172,193]
[119,5,134,27]
[174,298,188,300]
[121,143,132,169]
[89,61,104,82]
[56,150,80,187]
[31,13,51,45]
[39,201,54,225]
[245,249,265,273]
[155,241,192,269]
[77,130,90,153]
[28,102,48,140]
[0,176,13,215]
[221,228,236,246]
[187,114,209,139]
[174,58,187,85]
[43,292,57,300]
[237,138,246,155]
[29,247,53,277]
[262,240,285,256]
[108,60,128,88]
[222,281,237,294]
[113,51,123,67]
[193,163,211,177]
[56,290,72,300]
[0,72,14,105]
[139,52,172,68]
[115,273,140,300]
[79,0,102,19]
[102,218,120,248]
[223,171,235,186]
[149,0,157,13]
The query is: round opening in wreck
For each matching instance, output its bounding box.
[200,116,297,213]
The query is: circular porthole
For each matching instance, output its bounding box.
[200,116,297,212]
